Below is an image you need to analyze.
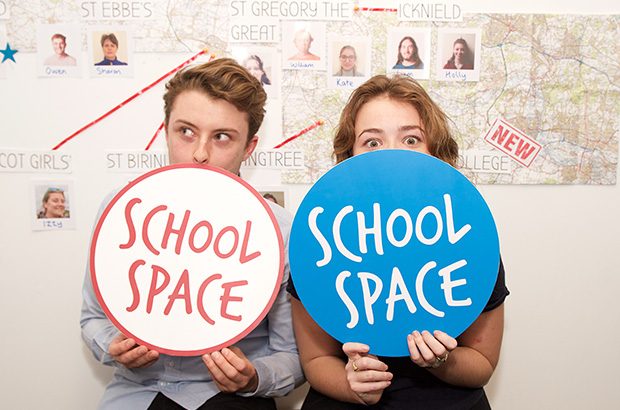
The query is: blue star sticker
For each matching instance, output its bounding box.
[1,43,18,63]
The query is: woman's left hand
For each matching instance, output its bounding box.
[342,342,393,405]
[407,330,457,369]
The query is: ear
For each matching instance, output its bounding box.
[243,135,259,161]
[164,122,172,146]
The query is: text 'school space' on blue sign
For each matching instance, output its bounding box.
[289,150,500,357]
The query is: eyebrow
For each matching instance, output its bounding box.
[356,125,425,139]
[172,119,241,135]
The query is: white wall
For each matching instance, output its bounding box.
[0,1,618,409]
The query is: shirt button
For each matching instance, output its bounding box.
[168,361,175,368]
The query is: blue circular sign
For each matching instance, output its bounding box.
[290,150,500,357]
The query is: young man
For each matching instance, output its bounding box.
[81,58,303,410]
[43,33,77,66]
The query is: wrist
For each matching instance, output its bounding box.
[241,370,259,393]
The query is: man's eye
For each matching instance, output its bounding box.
[181,127,194,138]
[214,133,231,142]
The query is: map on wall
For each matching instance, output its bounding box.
[3,1,618,185]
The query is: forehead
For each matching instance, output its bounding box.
[48,192,64,199]
[355,96,421,129]
[169,90,249,131]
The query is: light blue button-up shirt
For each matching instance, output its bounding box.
[81,197,304,410]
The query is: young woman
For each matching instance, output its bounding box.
[244,55,272,86]
[289,75,508,410]
[443,38,474,70]
[38,188,68,218]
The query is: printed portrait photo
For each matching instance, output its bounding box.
[36,24,81,78]
[89,28,133,77]
[259,189,287,210]
[386,27,431,80]
[232,45,281,100]
[282,21,326,70]
[436,28,482,82]
[31,180,76,231]
[327,36,371,89]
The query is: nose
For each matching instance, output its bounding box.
[385,138,398,149]
[193,139,209,164]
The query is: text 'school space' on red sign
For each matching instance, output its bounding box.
[483,118,541,167]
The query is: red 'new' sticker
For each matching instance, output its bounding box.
[483,118,541,167]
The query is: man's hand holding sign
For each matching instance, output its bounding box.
[108,333,160,369]
[289,150,503,405]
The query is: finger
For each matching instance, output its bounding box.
[433,330,458,351]
[407,330,435,367]
[118,345,149,366]
[110,333,127,345]
[227,345,247,360]
[410,331,434,364]
[350,379,392,394]
[132,350,160,368]
[202,353,232,387]
[407,333,423,364]
[350,369,393,384]
[108,336,135,357]
[353,356,389,372]
[210,351,243,381]
[221,347,252,376]
[421,330,448,357]
[342,342,370,361]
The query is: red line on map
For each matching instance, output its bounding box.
[52,49,212,151]
[273,120,324,149]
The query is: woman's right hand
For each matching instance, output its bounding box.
[342,342,393,405]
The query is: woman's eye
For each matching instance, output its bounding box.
[364,139,381,148]
[404,136,420,145]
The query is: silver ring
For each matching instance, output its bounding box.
[430,351,449,368]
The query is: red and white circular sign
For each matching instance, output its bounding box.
[90,164,284,356]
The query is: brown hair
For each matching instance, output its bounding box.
[42,188,65,205]
[51,33,66,42]
[333,75,458,166]
[100,33,119,47]
[163,58,267,141]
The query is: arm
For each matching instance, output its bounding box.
[291,298,392,405]
[80,268,123,366]
[80,194,159,369]
[80,258,160,368]
[408,304,505,388]
[250,277,305,396]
